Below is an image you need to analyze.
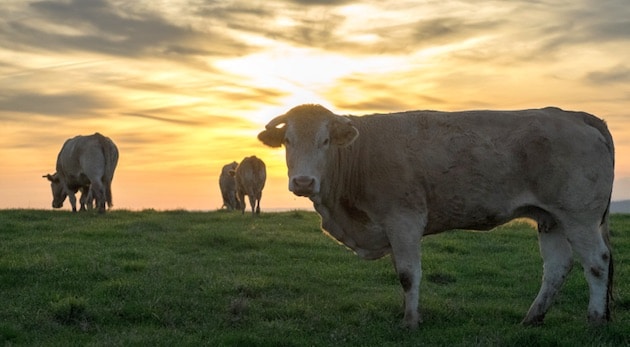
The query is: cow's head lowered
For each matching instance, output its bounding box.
[43,173,66,208]
[258,104,359,197]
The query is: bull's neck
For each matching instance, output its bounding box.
[311,143,363,210]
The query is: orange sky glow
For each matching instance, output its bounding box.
[1,0,630,211]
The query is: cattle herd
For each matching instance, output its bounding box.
[43,134,267,216]
[43,103,616,328]
[219,155,267,215]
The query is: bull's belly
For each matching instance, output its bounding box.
[425,201,525,234]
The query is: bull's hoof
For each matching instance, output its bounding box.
[587,312,609,326]
[401,311,422,330]
[521,314,545,327]
[401,319,419,330]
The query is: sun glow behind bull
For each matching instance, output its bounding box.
[1,0,630,211]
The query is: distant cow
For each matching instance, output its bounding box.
[258,104,615,328]
[44,133,119,213]
[219,161,240,210]
[235,156,266,215]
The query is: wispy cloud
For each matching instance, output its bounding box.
[2,0,630,210]
[1,0,254,66]
[121,112,206,126]
[0,91,112,116]
[585,65,630,85]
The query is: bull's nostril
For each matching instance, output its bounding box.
[293,176,314,188]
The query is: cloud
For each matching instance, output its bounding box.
[516,0,630,57]
[585,65,630,85]
[0,92,112,116]
[563,0,630,43]
[121,112,206,126]
[0,0,252,60]
[282,0,355,5]
[205,2,345,49]
[340,16,505,56]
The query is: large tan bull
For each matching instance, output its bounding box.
[258,104,615,328]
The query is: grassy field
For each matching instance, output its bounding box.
[0,209,629,346]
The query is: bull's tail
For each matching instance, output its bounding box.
[105,143,119,208]
[601,204,614,321]
[97,133,119,208]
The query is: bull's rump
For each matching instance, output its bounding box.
[346,107,614,232]
[57,137,101,186]
[56,133,118,191]
[236,157,266,196]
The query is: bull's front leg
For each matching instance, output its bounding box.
[385,211,424,329]
[68,192,78,212]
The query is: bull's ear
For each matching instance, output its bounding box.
[258,115,287,148]
[331,117,359,147]
[43,173,57,182]
[258,128,285,148]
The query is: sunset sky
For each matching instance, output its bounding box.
[1,0,629,211]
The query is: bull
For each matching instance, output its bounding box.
[257,104,615,328]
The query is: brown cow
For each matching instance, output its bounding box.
[219,161,240,210]
[258,104,614,328]
[235,156,266,215]
[44,133,119,213]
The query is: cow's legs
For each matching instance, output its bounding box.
[90,181,107,213]
[68,192,78,212]
[248,194,256,215]
[385,212,424,329]
[523,228,573,325]
[237,190,246,214]
[79,186,90,211]
[565,221,612,324]
[255,193,262,215]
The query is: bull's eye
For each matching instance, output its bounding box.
[321,138,330,148]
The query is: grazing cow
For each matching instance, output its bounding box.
[44,133,119,214]
[235,156,266,215]
[219,161,240,210]
[258,104,615,328]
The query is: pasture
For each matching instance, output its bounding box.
[0,210,628,346]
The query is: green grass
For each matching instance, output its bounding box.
[0,210,629,346]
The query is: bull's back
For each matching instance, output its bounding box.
[349,108,614,231]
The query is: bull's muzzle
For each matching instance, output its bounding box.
[290,176,317,197]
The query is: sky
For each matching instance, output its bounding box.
[1,0,630,211]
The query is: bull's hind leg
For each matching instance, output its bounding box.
[565,221,612,324]
[237,190,246,214]
[247,193,257,215]
[523,228,573,325]
[91,181,107,213]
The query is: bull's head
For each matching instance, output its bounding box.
[258,104,358,197]
[43,173,66,208]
